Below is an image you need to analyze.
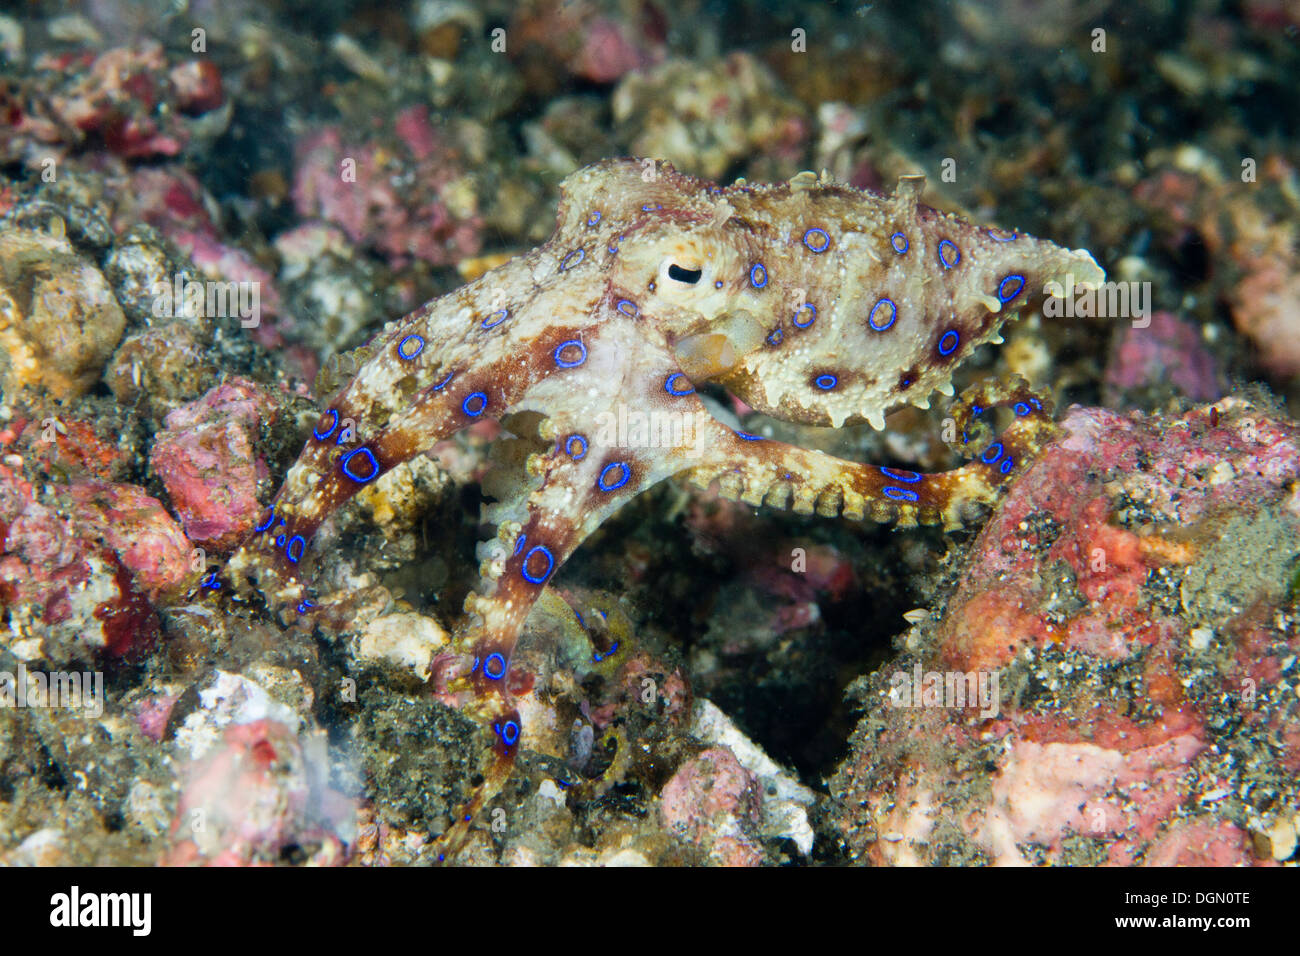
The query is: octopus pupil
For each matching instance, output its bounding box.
[668,264,702,284]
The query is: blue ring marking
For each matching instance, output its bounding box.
[484,652,507,680]
[766,328,784,346]
[500,720,520,746]
[286,535,306,564]
[462,392,487,416]
[201,572,220,590]
[296,599,314,614]
[890,232,909,254]
[642,203,662,211]
[587,210,601,226]
[1030,397,1042,410]
[749,263,768,288]
[734,430,763,441]
[276,534,286,546]
[514,534,526,556]
[398,334,424,360]
[560,248,585,272]
[814,374,838,390]
[608,235,624,254]
[793,303,817,328]
[868,297,897,331]
[879,466,922,483]
[986,227,1017,242]
[341,447,380,483]
[335,422,354,446]
[564,434,588,461]
[313,408,339,440]
[664,373,695,396]
[997,274,1025,302]
[938,239,960,269]
[597,462,631,492]
[593,640,620,663]
[482,309,509,329]
[971,404,984,417]
[521,544,555,584]
[939,330,960,356]
[981,442,1004,464]
[616,299,638,317]
[554,340,587,368]
[802,227,831,253]
[1014,402,1030,417]
[883,486,920,502]
[433,370,454,391]
[1000,458,1015,474]
[255,507,276,533]
[714,279,724,289]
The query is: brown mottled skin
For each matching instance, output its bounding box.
[226,158,1104,859]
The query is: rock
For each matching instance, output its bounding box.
[149,378,278,551]
[355,611,450,682]
[0,227,125,400]
[0,476,194,664]
[829,398,1300,866]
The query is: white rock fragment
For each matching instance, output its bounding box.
[174,670,302,760]
[355,611,449,681]
[1263,817,1297,861]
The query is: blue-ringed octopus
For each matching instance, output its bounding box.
[223,158,1105,860]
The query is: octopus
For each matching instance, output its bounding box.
[223,158,1104,860]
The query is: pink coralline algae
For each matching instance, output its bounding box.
[150,377,278,552]
[660,747,765,866]
[0,476,196,662]
[1103,310,1227,405]
[0,42,227,165]
[510,0,667,85]
[831,398,1300,865]
[164,718,353,866]
[20,418,129,481]
[291,106,483,269]
[113,166,283,327]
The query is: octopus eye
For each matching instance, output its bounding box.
[667,264,702,284]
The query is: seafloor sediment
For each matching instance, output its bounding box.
[0,0,1297,866]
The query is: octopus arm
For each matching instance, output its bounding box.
[681,375,1059,532]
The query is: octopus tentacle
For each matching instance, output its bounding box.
[681,376,1056,531]
[429,307,705,858]
[226,287,606,617]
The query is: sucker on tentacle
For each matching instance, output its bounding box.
[218,158,1104,862]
